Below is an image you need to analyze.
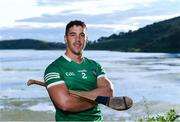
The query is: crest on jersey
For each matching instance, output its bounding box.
[91,69,97,77]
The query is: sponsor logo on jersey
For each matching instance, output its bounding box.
[65,72,75,76]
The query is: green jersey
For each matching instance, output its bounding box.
[44,54,105,121]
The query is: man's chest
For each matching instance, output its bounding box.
[62,67,97,81]
[60,64,98,90]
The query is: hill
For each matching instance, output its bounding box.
[86,16,180,52]
[0,39,66,50]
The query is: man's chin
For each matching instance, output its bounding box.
[73,50,83,55]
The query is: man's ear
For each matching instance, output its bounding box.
[64,35,67,44]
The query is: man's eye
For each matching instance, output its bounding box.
[80,34,85,37]
[69,34,76,36]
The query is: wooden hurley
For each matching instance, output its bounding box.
[27,79,133,111]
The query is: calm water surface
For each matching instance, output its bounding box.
[0,50,180,120]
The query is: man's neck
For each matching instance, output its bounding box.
[65,51,84,63]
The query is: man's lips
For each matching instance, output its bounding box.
[73,42,82,48]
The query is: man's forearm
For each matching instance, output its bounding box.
[81,87,113,98]
[59,94,97,112]
[83,77,114,97]
[47,84,97,112]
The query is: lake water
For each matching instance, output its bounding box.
[0,50,180,120]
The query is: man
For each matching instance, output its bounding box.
[44,20,114,121]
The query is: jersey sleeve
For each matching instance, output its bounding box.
[44,65,64,88]
[95,62,106,79]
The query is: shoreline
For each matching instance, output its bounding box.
[1,97,180,121]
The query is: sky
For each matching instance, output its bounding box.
[0,0,180,42]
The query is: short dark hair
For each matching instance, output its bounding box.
[65,20,87,36]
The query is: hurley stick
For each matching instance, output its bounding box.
[27,79,133,111]
[27,79,96,101]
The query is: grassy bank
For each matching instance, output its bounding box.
[0,98,180,121]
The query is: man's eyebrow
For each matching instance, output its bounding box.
[68,32,76,34]
[68,32,86,35]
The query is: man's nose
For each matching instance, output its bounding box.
[75,35,81,41]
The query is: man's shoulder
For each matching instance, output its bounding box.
[46,56,64,69]
[85,57,101,67]
[52,56,64,64]
[84,57,100,65]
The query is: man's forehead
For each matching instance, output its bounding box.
[70,25,86,29]
[68,25,87,33]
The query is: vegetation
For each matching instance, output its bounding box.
[139,97,180,122]
[0,39,66,50]
[139,109,180,122]
[86,16,180,52]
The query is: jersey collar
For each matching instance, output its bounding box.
[63,54,72,62]
[63,54,85,64]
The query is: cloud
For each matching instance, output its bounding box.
[88,24,138,32]
[0,0,39,27]
[0,0,180,42]
[36,0,159,15]
[128,14,180,22]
